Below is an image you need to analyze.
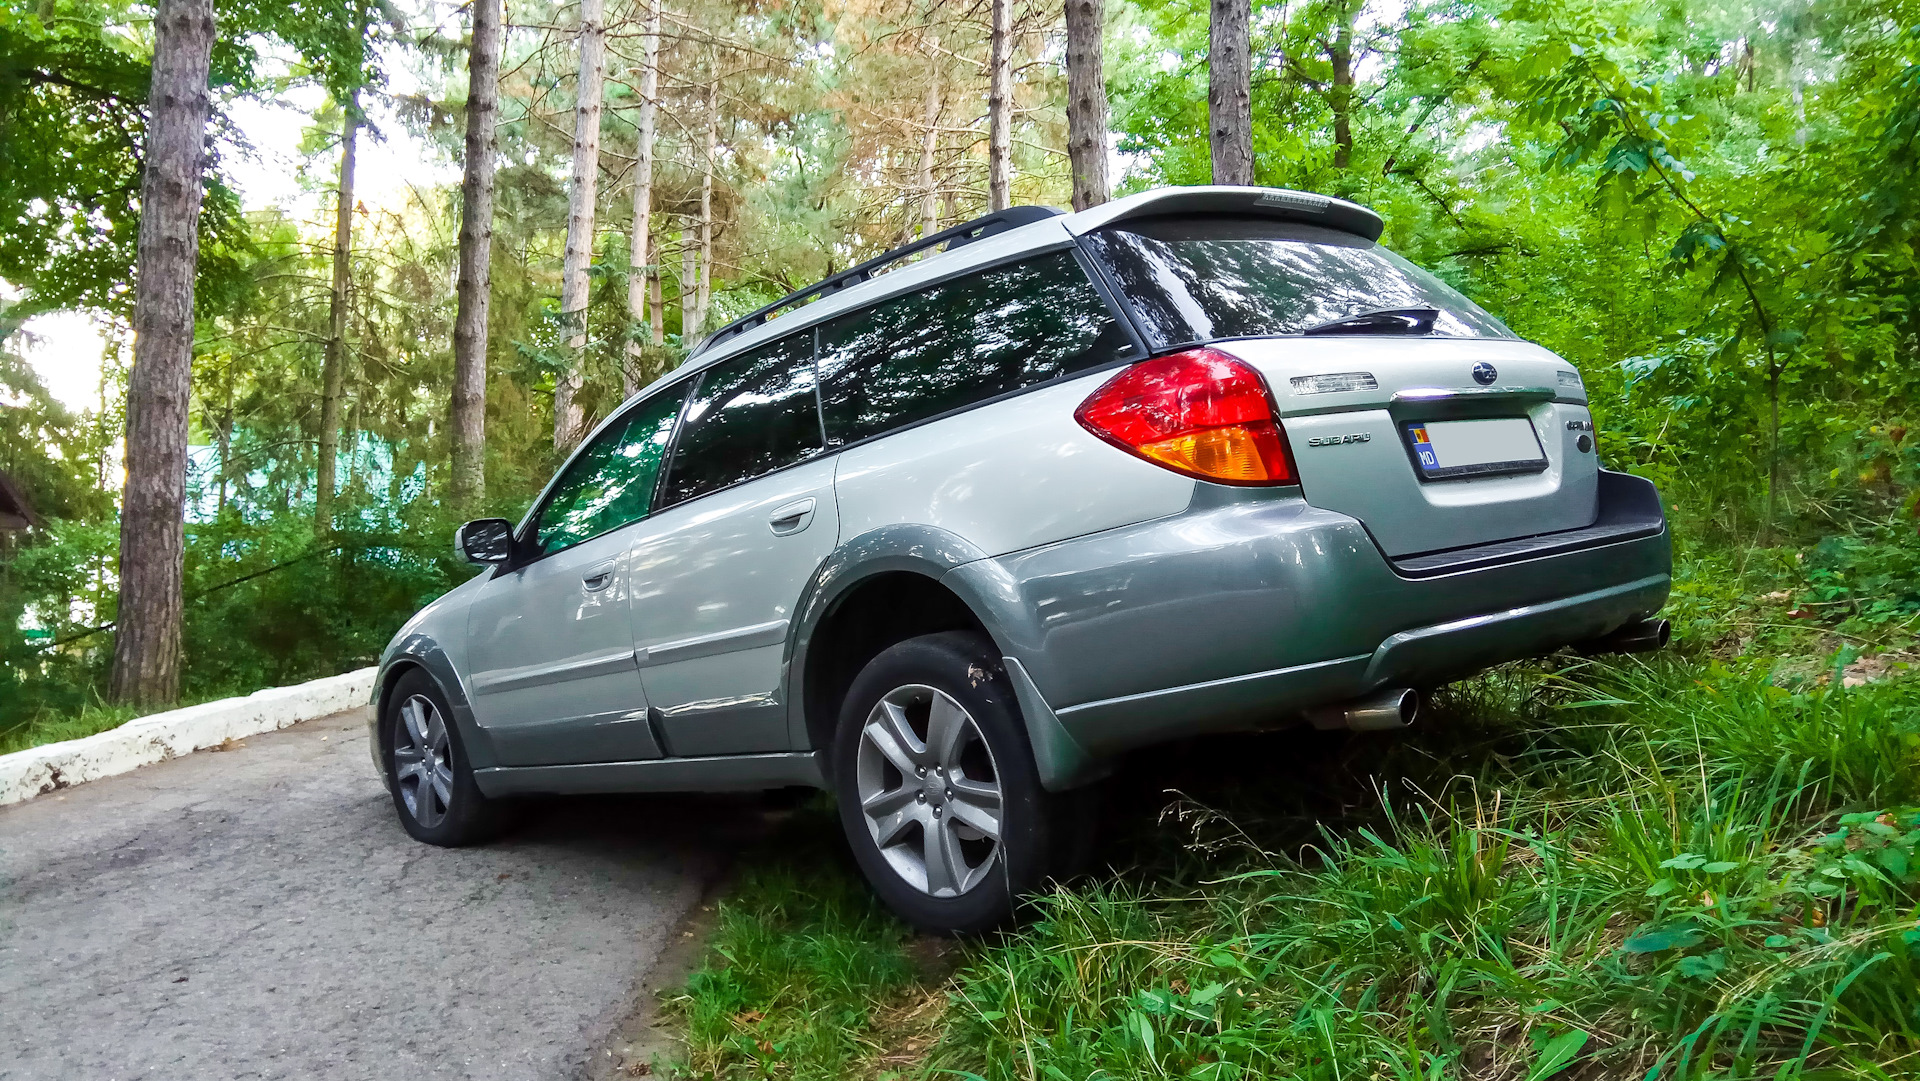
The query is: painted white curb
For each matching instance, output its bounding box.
[0,666,378,807]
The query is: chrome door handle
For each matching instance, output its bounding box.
[582,566,615,592]
[767,498,816,536]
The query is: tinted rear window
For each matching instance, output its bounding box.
[658,333,822,508]
[817,251,1131,446]
[1081,217,1514,346]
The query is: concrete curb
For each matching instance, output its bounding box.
[0,667,378,807]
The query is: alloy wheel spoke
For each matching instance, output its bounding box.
[922,819,965,896]
[944,789,1001,840]
[870,807,919,849]
[401,699,430,749]
[862,719,921,779]
[861,783,918,819]
[925,693,968,769]
[429,765,454,808]
[424,707,448,755]
[879,700,929,767]
[394,757,427,784]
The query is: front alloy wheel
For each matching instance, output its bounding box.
[392,693,454,829]
[855,684,1003,898]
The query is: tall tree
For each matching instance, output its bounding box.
[918,71,942,234]
[110,0,216,706]
[555,0,607,449]
[988,0,1013,210]
[1328,0,1355,170]
[314,90,359,529]
[623,0,661,397]
[695,84,715,339]
[451,0,503,512]
[1209,0,1253,185]
[1064,0,1110,210]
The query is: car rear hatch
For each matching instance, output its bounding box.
[1075,206,1599,559]
[1217,336,1596,557]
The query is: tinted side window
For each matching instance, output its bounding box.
[658,333,822,508]
[535,384,688,553]
[817,251,1130,447]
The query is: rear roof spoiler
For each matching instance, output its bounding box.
[1062,186,1384,243]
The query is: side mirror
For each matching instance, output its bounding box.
[454,518,515,566]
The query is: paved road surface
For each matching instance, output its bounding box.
[0,708,761,1080]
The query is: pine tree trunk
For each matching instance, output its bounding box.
[919,69,941,235]
[1208,0,1254,186]
[451,0,502,512]
[623,0,661,397]
[680,233,698,339]
[988,0,1013,211]
[695,90,715,340]
[649,263,664,344]
[110,0,215,707]
[555,0,607,450]
[1330,0,1354,170]
[1065,0,1110,211]
[316,97,358,529]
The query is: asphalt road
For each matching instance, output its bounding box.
[0,708,763,1080]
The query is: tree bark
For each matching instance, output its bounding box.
[680,232,698,339]
[695,88,715,341]
[315,96,358,529]
[988,0,1013,211]
[110,0,215,706]
[1064,0,1110,210]
[649,260,664,344]
[918,61,941,235]
[555,0,607,450]
[623,0,660,397]
[1208,0,1254,186]
[1329,0,1354,170]
[451,0,502,512]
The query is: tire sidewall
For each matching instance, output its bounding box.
[831,631,1053,934]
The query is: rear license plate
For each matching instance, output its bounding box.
[1404,418,1548,480]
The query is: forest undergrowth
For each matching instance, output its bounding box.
[664,536,1920,1081]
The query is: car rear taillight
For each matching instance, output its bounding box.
[1074,349,1297,485]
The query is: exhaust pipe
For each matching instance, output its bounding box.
[1579,617,1671,656]
[1309,687,1421,732]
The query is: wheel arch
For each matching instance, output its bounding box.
[373,633,498,770]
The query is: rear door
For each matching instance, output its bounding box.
[1081,216,1597,557]
[627,332,838,757]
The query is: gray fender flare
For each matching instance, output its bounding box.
[372,633,499,772]
[784,525,1106,792]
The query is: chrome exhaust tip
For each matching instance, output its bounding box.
[1579,617,1671,656]
[1308,687,1421,732]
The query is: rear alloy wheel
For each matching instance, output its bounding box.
[854,684,1004,897]
[381,669,506,846]
[832,631,1094,934]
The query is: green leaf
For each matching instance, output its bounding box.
[1622,922,1705,953]
[1660,854,1706,870]
[1677,949,1728,979]
[1701,862,1738,874]
[1880,846,1910,878]
[1765,935,1792,948]
[1646,878,1676,897]
[1527,1029,1590,1080]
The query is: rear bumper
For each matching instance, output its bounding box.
[946,470,1669,771]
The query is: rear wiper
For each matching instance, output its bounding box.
[1300,307,1441,336]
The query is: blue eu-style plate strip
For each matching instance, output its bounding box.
[1408,425,1439,469]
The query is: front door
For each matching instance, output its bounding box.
[464,384,687,766]
[628,331,838,757]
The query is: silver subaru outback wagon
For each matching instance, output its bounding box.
[371,186,1671,933]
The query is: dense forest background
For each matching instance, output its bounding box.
[3,0,1919,737]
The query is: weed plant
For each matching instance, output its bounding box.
[674,657,1920,1080]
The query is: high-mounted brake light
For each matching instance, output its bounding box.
[1075,349,1297,485]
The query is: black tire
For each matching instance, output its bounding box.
[831,631,1094,934]
[380,669,507,846]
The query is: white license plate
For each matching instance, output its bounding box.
[1405,418,1547,479]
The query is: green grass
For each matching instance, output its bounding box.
[668,655,1920,1080]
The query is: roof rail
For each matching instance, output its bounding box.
[689,205,1063,358]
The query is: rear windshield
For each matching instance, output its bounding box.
[1080,216,1515,347]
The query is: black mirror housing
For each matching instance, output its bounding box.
[454,518,515,566]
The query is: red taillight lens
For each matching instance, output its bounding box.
[1075,349,1297,485]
